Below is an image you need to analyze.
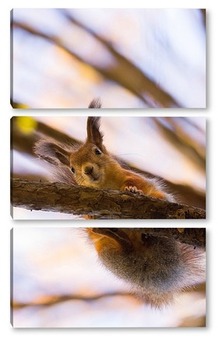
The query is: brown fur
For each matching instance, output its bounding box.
[87,228,206,307]
[34,99,172,201]
[33,101,205,307]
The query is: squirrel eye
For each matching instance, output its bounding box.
[71,167,75,173]
[94,147,102,155]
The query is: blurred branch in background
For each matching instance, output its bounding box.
[152,118,206,172]
[13,291,134,310]
[11,116,81,157]
[12,285,206,327]
[12,19,179,108]
[12,283,206,328]
[11,9,206,108]
[60,9,180,107]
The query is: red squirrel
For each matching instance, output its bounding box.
[87,228,206,307]
[34,98,172,201]
[33,101,205,307]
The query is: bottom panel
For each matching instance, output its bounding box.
[11,227,206,328]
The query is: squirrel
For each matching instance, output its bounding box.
[87,228,206,307]
[34,98,172,201]
[33,100,205,307]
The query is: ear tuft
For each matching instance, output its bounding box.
[88,98,102,109]
[86,117,103,147]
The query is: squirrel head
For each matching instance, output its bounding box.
[87,228,206,307]
[34,97,173,199]
[34,98,121,188]
[68,116,115,189]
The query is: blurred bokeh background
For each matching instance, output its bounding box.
[12,228,206,328]
[11,8,206,108]
[11,115,206,219]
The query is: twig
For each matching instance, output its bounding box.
[12,291,135,309]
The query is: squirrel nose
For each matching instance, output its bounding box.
[84,165,93,175]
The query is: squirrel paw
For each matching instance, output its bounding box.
[124,186,143,195]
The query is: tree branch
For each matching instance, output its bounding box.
[12,291,135,310]
[13,20,180,108]
[92,228,206,248]
[11,179,206,219]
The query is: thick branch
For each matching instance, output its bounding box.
[11,179,206,219]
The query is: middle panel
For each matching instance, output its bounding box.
[11,113,206,220]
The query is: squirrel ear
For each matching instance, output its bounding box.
[87,98,103,147]
[88,98,101,109]
[34,140,70,167]
[86,117,104,148]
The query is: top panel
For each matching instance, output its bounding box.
[11,8,206,109]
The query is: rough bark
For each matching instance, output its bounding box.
[11,179,206,219]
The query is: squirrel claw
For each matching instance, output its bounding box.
[124,186,143,195]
